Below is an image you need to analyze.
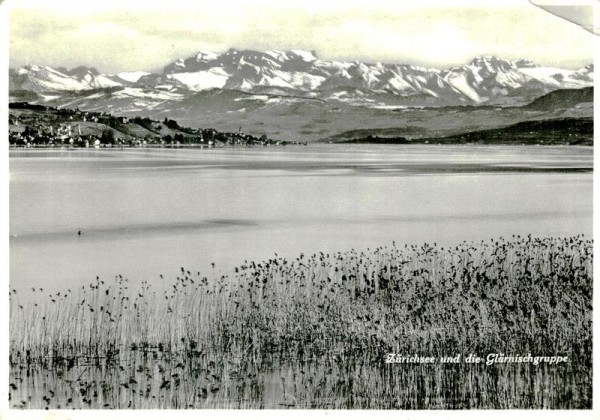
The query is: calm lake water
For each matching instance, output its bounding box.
[9,145,593,295]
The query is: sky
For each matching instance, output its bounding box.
[5,0,599,74]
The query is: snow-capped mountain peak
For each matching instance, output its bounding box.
[467,56,515,73]
[11,64,121,92]
[288,49,318,62]
[514,59,538,68]
[195,51,218,62]
[116,71,151,83]
[9,51,594,108]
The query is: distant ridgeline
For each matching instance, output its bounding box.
[420,118,593,146]
[8,102,305,148]
[330,86,593,146]
[337,117,593,146]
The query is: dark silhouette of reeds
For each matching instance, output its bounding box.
[9,235,592,409]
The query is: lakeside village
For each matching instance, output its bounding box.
[8,103,306,149]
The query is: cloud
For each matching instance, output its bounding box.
[410,24,483,65]
[79,22,138,38]
[7,2,596,72]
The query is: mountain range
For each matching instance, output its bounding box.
[8,49,594,141]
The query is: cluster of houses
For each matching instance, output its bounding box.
[204,129,304,147]
[9,123,304,148]
[9,106,125,148]
[8,122,150,149]
[11,124,93,148]
[8,103,306,148]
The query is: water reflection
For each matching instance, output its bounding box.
[9,145,593,295]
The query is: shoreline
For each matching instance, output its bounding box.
[8,145,594,175]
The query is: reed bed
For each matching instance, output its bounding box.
[9,235,592,409]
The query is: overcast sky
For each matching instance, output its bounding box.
[6,0,598,73]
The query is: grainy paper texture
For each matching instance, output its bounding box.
[3,0,597,418]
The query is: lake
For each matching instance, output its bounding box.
[9,145,593,296]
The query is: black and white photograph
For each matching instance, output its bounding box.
[2,0,597,415]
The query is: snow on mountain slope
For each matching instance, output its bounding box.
[115,87,184,100]
[9,50,594,108]
[116,71,151,83]
[519,66,594,89]
[287,50,318,62]
[440,57,531,103]
[12,65,122,91]
[168,68,229,91]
